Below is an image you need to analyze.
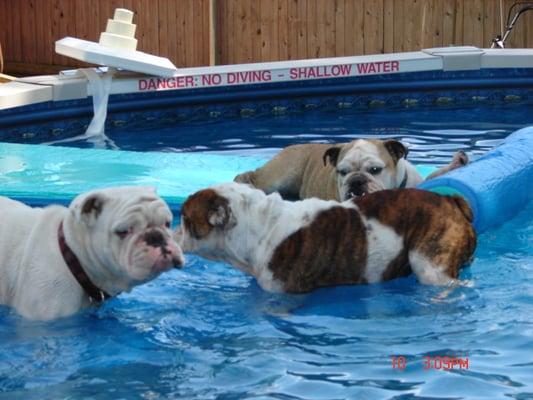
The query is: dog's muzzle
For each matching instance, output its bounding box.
[144,228,184,268]
[343,174,369,200]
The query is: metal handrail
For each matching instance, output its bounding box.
[491,1,533,48]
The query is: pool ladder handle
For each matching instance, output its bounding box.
[490,2,533,49]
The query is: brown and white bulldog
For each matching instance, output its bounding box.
[175,182,476,293]
[234,139,468,201]
[0,187,184,320]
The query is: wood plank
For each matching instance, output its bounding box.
[334,0,345,56]
[316,0,326,57]
[363,0,384,54]
[296,0,307,59]
[526,6,533,48]
[344,0,356,55]
[165,0,178,65]
[205,0,213,65]
[278,0,289,61]
[260,0,278,62]
[10,0,23,62]
[344,0,365,56]
[157,0,169,59]
[383,0,394,53]
[321,0,336,57]
[61,0,77,65]
[20,0,37,64]
[215,0,225,64]
[51,0,62,65]
[41,0,55,65]
[222,0,234,64]
[134,0,148,53]
[420,0,431,48]
[430,0,443,48]
[442,0,456,45]
[0,1,8,71]
[271,0,280,61]
[307,0,319,58]
[194,0,209,65]
[176,0,188,66]
[146,0,159,55]
[463,0,484,47]
[393,0,405,52]
[75,0,99,42]
[235,0,252,63]
[185,0,196,65]
[34,0,48,64]
[408,0,423,51]
[251,1,262,63]
[454,0,464,46]
[287,0,300,59]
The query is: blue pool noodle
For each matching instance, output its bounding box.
[419,126,533,233]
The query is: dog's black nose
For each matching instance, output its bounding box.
[173,255,185,269]
[347,175,368,198]
[144,229,166,247]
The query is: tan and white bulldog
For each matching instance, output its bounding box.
[235,139,468,201]
[0,187,184,320]
[176,182,476,293]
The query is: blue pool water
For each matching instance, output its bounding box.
[1,101,532,399]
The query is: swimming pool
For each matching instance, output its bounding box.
[1,51,533,399]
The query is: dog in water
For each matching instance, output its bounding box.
[235,139,468,201]
[0,187,184,320]
[176,182,476,293]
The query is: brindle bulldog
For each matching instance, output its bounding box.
[175,182,476,293]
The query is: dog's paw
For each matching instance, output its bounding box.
[234,171,254,184]
[452,150,469,167]
[431,279,474,302]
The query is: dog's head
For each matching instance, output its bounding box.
[68,186,184,288]
[175,184,250,257]
[323,139,409,201]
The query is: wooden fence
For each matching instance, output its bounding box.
[1,0,532,75]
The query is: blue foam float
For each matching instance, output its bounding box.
[419,126,533,232]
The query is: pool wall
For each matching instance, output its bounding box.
[1,47,533,132]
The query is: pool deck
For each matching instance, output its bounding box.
[1,46,533,111]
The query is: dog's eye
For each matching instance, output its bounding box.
[337,169,348,177]
[115,227,132,239]
[165,221,171,228]
[368,166,383,175]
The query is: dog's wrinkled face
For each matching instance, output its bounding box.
[69,187,184,286]
[323,139,408,201]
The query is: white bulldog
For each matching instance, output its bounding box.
[176,182,476,293]
[0,187,184,320]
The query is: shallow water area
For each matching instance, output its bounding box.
[0,100,532,399]
[1,201,532,399]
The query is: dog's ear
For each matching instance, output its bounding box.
[71,191,108,227]
[384,140,408,163]
[323,146,342,166]
[208,197,231,228]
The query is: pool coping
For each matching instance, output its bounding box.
[1,46,533,111]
